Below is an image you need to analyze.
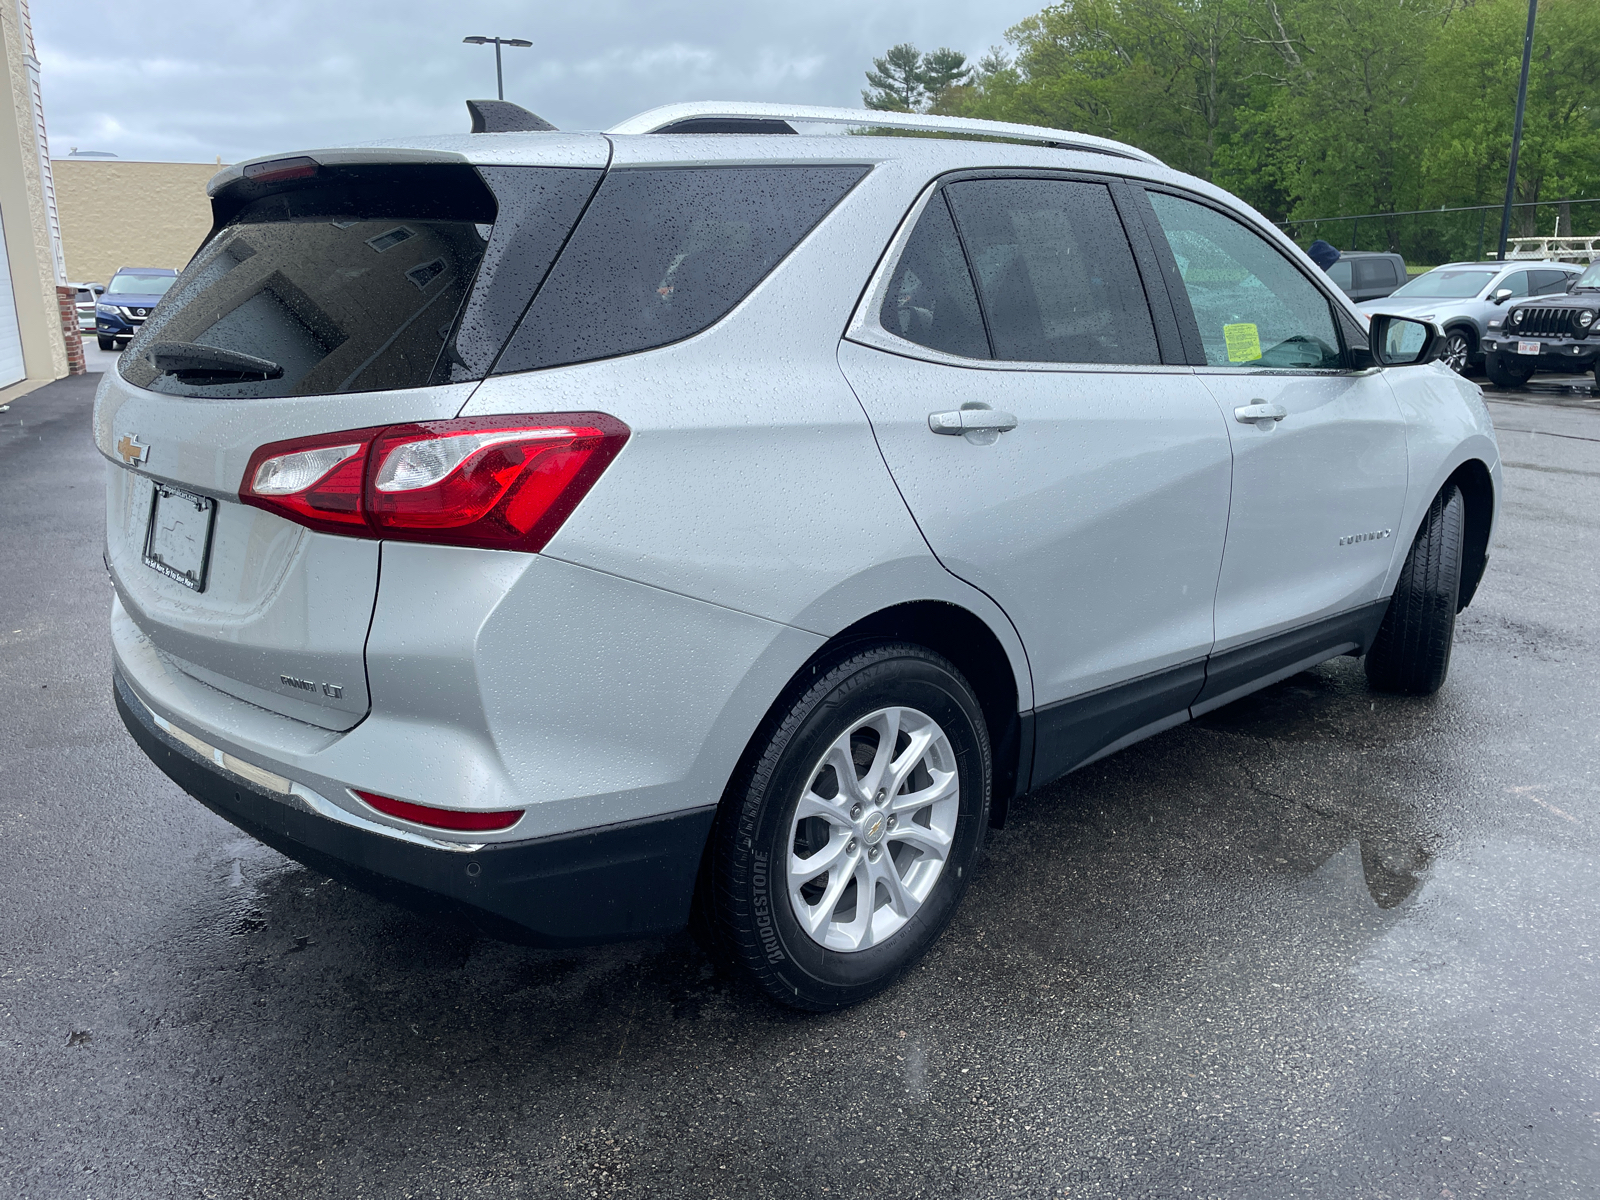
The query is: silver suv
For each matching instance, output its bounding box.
[99,102,1501,1009]
[1357,259,1581,374]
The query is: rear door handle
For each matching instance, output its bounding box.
[1234,402,1287,427]
[928,409,1019,435]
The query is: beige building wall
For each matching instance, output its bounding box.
[53,159,224,286]
[1,0,69,390]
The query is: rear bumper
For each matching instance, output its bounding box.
[115,668,716,946]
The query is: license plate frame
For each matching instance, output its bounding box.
[143,482,217,592]
[1516,340,1542,356]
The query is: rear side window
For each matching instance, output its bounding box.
[494,165,868,374]
[944,178,1160,365]
[1530,269,1572,296]
[1354,258,1399,289]
[118,164,598,398]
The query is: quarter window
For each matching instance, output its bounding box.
[1147,191,1341,370]
[878,193,990,360]
[943,179,1160,365]
[495,165,869,373]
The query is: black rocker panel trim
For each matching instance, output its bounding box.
[1024,600,1391,794]
[1195,600,1388,710]
[115,670,715,947]
[1029,659,1208,791]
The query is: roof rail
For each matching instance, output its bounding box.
[607,102,1163,166]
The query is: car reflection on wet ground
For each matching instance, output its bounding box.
[1,372,1597,1199]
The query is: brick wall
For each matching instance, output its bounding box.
[56,286,84,375]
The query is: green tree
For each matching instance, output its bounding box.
[920,47,975,97]
[1419,0,1600,233]
[864,44,928,111]
[864,44,975,113]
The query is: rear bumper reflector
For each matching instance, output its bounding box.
[114,669,716,946]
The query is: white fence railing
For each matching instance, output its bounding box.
[1505,235,1600,263]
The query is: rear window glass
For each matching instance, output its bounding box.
[118,164,598,399]
[494,165,869,374]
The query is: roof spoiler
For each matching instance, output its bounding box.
[467,100,558,134]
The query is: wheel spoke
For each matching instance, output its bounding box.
[820,740,866,806]
[798,853,856,937]
[890,766,957,814]
[887,820,953,861]
[872,851,919,919]
[884,722,937,800]
[794,789,851,828]
[789,832,849,886]
[857,708,902,799]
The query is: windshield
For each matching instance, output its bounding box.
[1390,268,1497,299]
[1575,262,1600,290]
[107,274,176,297]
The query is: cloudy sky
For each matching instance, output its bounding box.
[33,0,1026,165]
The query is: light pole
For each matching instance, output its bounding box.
[462,35,532,101]
[1495,0,1538,261]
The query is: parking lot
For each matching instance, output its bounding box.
[1,365,1597,1198]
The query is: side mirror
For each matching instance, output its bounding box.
[1490,288,1514,304]
[93,286,105,295]
[1368,314,1441,367]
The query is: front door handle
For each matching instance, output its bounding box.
[1234,402,1287,428]
[928,409,1019,435]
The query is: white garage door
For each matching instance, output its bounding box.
[0,207,26,388]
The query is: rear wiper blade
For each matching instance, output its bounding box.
[146,342,284,380]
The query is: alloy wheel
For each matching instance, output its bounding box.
[1441,332,1471,374]
[786,706,959,952]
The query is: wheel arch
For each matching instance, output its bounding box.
[1447,458,1494,610]
[721,600,1029,834]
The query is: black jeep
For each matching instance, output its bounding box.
[1481,258,1600,390]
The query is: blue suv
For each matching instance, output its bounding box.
[96,267,178,350]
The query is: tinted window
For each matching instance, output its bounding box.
[1354,258,1399,289]
[1147,191,1340,370]
[1530,269,1572,296]
[1326,260,1353,291]
[944,179,1158,365]
[496,165,869,374]
[118,165,597,399]
[878,193,989,359]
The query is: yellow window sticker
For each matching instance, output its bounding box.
[1223,323,1262,363]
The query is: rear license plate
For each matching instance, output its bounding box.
[143,483,216,592]
[1517,340,1541,356]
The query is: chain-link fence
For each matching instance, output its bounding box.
[1280,198,1600,270]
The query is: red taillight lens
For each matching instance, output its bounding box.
[239,413,629,551]
[353,789,523,832]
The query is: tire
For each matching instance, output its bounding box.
[1484,352,1534,389]
[710,643,990,1010]
[1440,328,1474,375]
[97,336,114,351]
[1365,485,1465,695]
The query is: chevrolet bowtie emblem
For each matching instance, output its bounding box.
[115,433,149,465]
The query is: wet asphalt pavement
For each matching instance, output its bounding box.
[2,368,1598,1199]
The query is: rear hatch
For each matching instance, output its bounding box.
[99,147,605,729]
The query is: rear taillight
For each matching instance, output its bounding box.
[240,413,628,551]
[353,789,523,832]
